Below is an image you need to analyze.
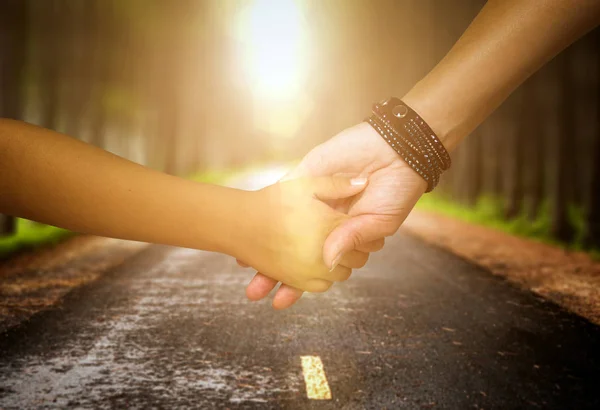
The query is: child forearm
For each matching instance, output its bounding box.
[0,119,367,292]
[0,119,247,255]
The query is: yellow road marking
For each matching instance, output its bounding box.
[300,356,332,400]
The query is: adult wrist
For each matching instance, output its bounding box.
[401,86,462,153]
[365,97,451,192]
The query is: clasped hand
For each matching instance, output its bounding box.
[239,122,427,309]
[235,176,372,293]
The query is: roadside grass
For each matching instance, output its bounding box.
[0,220,71,259]
[416,194,600,258]
[10,163,596,260]
[188,168,239,184]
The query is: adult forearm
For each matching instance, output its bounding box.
[403,0,600,151]
[0,119,245,254]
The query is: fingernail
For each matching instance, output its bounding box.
[350,177,368,186]
[330,253,342,271]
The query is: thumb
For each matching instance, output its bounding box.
[280,167,302,182]
[310,176,368,202]
[323,214,399,269]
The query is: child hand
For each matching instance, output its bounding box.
[234,176,369,293]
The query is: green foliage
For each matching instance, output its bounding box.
[0,219,71,259]
[189,161,297,185]
[416,194,598,256]
[417,194,545,243]
[188,168,240,184]
[103,87,140,120]
[567,203,587,250]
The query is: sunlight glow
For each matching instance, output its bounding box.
[238,0,307,100]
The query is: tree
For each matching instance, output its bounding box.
[584,125,600,249]
[521,76,545,221]
[35,0,62,131]
[549,49,576,242]
[0,0,29,236]
[502,89,525,219]
[582,29,600,249]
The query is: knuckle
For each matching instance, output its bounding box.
[306,279,332,293]
[357,253,369,268]
[377,222,398,238]
[351,231,364,250]
[366,238,385,252]
[301,144,326,171]
[338,268,352,281]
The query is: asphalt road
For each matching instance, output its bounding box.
[0,169,599,409]
[0,232,599,409]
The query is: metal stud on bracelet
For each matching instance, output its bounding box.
[380,97,451,170]
[370,110,440,189]
[367,116,435,190]
[367,97,451,192]
[392,104,408,118]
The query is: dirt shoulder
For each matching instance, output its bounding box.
[0,236,147,332]
[403,210,600,325]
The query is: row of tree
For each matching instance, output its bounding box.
[442,27,600,249]
[0,0,217,235]
[0,0,27,235]
[0,0,598,248]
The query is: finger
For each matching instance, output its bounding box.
[281,151,323,181]
[279,168,299,182]
[245,273,279,301]
[284,136,366,180]
[357,238,385,252]
[304,278,334,293]
[339,250,369,269]
[328,265,353,282]
[311,176,368,202]
[236,259,251,268]
[324,214,399,269]
[272,285,304,310]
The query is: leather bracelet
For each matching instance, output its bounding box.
[370,109,440,188]
[367,115,438,191]
[375,97,451,171]
[366,97,450,192]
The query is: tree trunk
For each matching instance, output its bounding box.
[0,0,28,120]
[467,129,483,205]
[0,0,29,236]
[550,50,576,242]
[457,129,483,206]
[88,0,110,148]
[521,76,545,221]
[0,215,17,237]
[503,89,525,219]
[37,0,62,130]
[582,29,600,249]
[480,111,503,198]
[63,0,90,138]
[584,132,600,249]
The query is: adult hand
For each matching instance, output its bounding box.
[244,121,427,309]
[235,175,369,293]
